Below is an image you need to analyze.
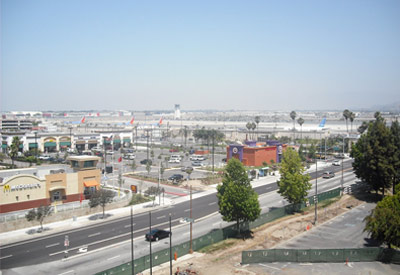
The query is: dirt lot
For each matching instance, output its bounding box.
[150,195,365,275]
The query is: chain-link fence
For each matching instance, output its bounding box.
[242,248,400,264]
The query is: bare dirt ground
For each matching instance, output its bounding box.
[149,195,364,275]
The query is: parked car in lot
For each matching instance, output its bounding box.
[322,171,335,178]
[181,166,193,172]
[168,158,180,163]
[332,160,341,166]
[140,159,152,165]
[192,161,204,167]
[168,174,184,182]
[145,229,171,242]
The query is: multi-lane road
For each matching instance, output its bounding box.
[0,160,354,273]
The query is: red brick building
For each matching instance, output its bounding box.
[227,142,287,167]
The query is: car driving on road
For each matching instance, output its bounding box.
[322,171,335,178]
[145,229,171,242]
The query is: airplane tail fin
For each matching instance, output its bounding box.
[318,118,326,128]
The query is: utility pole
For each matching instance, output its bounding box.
[314,158,318,225]
[189,185,193,254]
[34,131,38,160]
[149,211,152,275]
[212,131,215,174]
[130,206,134,275]
[169,213,172,275]
[103,136,107,172]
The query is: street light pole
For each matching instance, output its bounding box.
[189,185,193,254]
[341,135,344,192]
[130,206,134,275]
[34,131,38,160]
[314,157,318,225]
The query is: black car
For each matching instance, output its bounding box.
[140,159,152,165]
[168,174,184,182]
[145,229,171,241]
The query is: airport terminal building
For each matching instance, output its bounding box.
[0,156,101,213]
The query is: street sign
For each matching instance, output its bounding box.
[130,185,137,193]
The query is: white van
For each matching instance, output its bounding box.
[170,155,182,160]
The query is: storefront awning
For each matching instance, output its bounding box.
[49,186,66,192]
[84,180,99,187]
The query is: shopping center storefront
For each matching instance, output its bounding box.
[0,156,101,213]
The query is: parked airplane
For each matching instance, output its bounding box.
[64,116,86,125]
[114,117,135,126]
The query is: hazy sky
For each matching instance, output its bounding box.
[1,0,399,112]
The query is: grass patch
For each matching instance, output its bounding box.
[319,197,340,208]
[128,194,152,205]
[198,238,238,254]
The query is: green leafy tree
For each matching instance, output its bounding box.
[364,185,400,248]
[146,161,152,175]
[25,205,52,231]
[390,120,400,195]
[351,112,394,195]
[308,143,317,160]
[358,121,369,134]
[118,172,125,195]
[89,188,114,218]
[217,158,261,234]
[131,159,137,172]
[277,148,311,209]
[10,136,21,168]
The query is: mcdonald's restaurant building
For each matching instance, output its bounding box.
[0,156,101,214]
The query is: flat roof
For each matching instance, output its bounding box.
[67,156,101,161]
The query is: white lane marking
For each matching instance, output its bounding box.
[58,270,74,275]
[0,254,12,260]
[88,232,101,238]
[45,242,60,248]
[124,224,135,228]
[157,215,166,220]
[208,202,217,206]
[299,263,313,265]
[259,264,280,270]
[184,209,190,212]
[107,255,120,261]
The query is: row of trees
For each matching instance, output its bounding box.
[343,109,357,133]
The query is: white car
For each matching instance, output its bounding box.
[168,158,180,163]
[332,160,341,166]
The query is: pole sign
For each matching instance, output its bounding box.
[130,185,137,193]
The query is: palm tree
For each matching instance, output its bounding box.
[255,116,261,140]
[10,136,21,168]
[251,122,257,140]
[343,109,350,133]
[297,117,305,141]
[290,111,297,141]
[349,112,356,133]
[246,122,252,140]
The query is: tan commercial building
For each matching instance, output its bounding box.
[0,156,101,213]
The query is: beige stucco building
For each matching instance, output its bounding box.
[0,156,101,213]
